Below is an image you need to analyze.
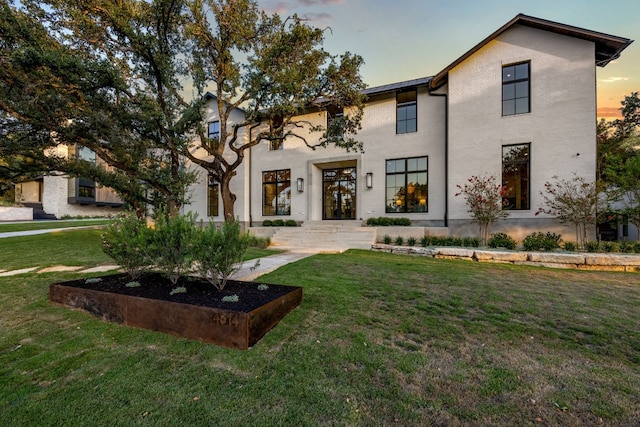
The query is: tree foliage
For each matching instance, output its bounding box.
[0,0,366,218]
[536,174,605,248]
[597,92,640,235]
[455,174,510,246]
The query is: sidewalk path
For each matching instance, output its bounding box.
[0,226,104,239]
[232,251,315,281]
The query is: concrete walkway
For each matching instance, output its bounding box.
[232,251,315,281]
[0,225,104,239]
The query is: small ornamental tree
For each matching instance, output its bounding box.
[455,174,510,246]
[536,174,606,249]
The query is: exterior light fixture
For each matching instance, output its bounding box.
[366,172,373,189]
[297,177,304,192]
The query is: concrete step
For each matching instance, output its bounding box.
[269,221,376,252]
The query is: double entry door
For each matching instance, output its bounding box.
[323,167,356,220]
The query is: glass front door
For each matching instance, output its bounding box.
[323,167,356,220]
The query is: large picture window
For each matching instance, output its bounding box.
[502,62,530,116]
[385,156,428,213]
[396,89,417,134]
[262,169,291,216]
[502,143,530,210]
[207,174,219,217]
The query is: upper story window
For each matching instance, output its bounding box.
[396,89,417,134]
[208,121,220,140]
[269,116,284,151]
[502,62,530,116]
[502,143,530,210]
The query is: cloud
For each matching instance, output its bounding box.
[597,107,622,118]
[599,76,630,83]
[259,0,343,15]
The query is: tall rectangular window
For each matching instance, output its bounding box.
[396,89,417,134]
[262,169,291,215]
[208,121,220,140]
[385,156,428,213]
[502,143,530,210]
[269,116,284,151]
[502,62,530,116]
[207,174,219,217]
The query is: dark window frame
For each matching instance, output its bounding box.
[269,116,284,151]
[208,121,220,140]
[396,89,417,134]
[385,156,428,213]
[502,143,530,210]
[262,169,291,216]
[207,174,219,217]
[502,61,530,116]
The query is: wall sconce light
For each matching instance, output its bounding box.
[297,177,304,192]
[366,172,373,189]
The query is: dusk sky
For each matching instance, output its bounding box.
[258,0,638,120]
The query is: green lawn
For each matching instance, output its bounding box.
[1,233,639,426]
[0,219,111,233]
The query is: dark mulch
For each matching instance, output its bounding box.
[54,273,298,313]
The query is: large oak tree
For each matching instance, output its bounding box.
[0,0,366,218]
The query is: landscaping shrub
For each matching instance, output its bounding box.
[619,241,634,253]
[635,242,640,253]
[285,219,298,227]
[101,212,151,280]
[247,235,270,249]
[366,217,411,226]
[563,241,577,252]
[585,241,600,253]
[193,219,249,290]
[487,232,516,250]
[420,236,430,247]
[146,212,199,285]
[394,236,404,246]
[601,241,620,253]
[383,235,392,244]
[407,236,417,246]
[262,219,273,226]
[522,232,562,251]
[272,219,285,227]
[463,237,481,248]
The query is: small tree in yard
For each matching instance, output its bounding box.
[455,174,510,246]
[536,174,606,249]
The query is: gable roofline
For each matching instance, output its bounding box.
[429,13,633,90]
[362,77,432,97]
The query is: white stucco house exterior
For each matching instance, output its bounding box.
[182,14,633,241]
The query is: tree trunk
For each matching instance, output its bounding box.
[220,174,237,220]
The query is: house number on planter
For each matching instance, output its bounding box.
[212,313,239,327]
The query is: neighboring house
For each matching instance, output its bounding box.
[183,14,632,241]
[15,144,123,219]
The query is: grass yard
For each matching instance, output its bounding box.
[1,232,639,426]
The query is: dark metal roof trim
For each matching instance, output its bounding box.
[362,77,432,96]
[429,13,633,90]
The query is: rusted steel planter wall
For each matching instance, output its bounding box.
[50,282,302,350]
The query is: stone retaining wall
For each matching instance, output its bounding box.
[371,244,640,273]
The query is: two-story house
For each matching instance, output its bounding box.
[183,14,632,241]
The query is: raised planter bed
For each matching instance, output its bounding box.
[49,273,302,350]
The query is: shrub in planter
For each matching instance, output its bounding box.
[563,241,577,252]
[248,235,270,249]
[146,212,199,285]
[366,217,411,226]
[522,232,562,251]
[407,236,417,246]
[262,219,273,226]
[463,237,480,248]
[383,235,392,244]
[285,219,298,227]
[272,219,285,227]
[487,232,516,250]
[193,219,249,291]
[634,242,640,253]
[102,212,152,280]
[420,236,431,247]
[394,236,404,246]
